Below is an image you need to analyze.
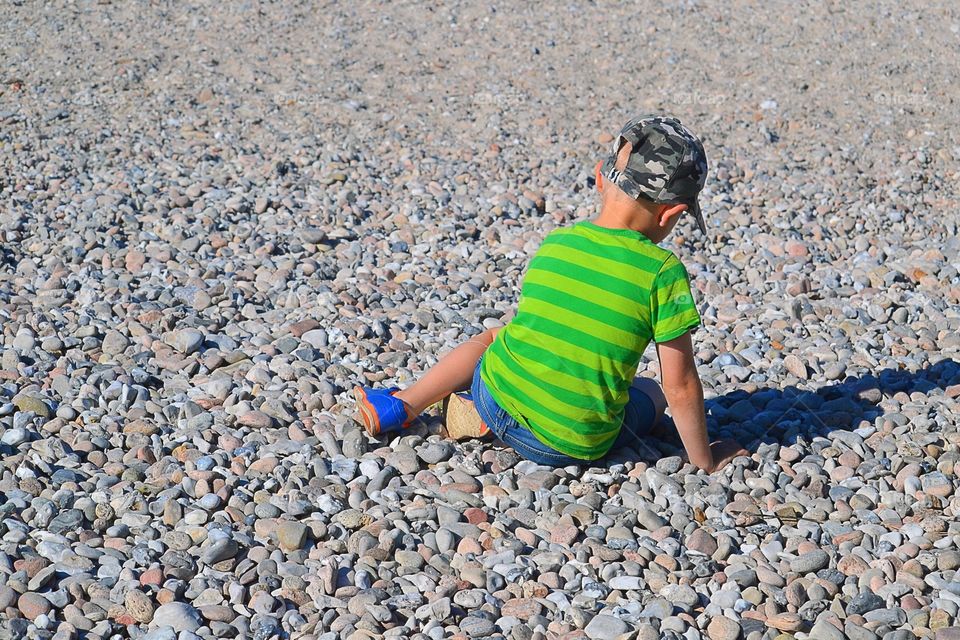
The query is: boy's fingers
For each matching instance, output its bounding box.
[711,439,748,453]
[705,439,751,473]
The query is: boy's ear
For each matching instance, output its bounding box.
[659,203,688,227]
[594,160,604,193]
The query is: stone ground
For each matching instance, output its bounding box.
[1,1,960,640]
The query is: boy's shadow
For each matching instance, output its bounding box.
[611,358,960,467]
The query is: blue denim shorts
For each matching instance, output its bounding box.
[470,359,657,467]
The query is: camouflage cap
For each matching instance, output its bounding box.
[600,114,708,233]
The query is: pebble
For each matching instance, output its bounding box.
[608,576,644,591]
[277,521,308,551]
[790,549,831,574]
[300,329,329,349]
[706,617,742,640]
[636,507,667,530]
[809,620,846,640]
[660,584,699,610]
[687,528,719,556]
[584,614,631,639]
[460,615,497,637]
[1,427,28,446]
[501,598,542,620]
[17,593,51,620]
[0,586,17,610]
[102,330,130,356]
[766,613,802,631]
[163,329,204,355]
[150,603,203,632]
[848,592,886,616]
[201,538,239,564]
[125,589,156,624]
[1,6,959,640]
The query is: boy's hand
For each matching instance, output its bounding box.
[707,439,749,473]
[678,439,749,473]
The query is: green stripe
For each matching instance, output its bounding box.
[486,356,622,443]
[522,282,642,336]
[654,319,700,343]
[491,342,630,416]
[528,421,620,460]
[657,304,700,323]
[560,225,661,255]
[503,322,625,373]
[502,324,637,399]
[656,266,690,290]
[513,310,642,364]
[523,267,651,323]
[536,243,657,291]
[545,231,663,274]
[504,334,628,394]
[493,360,610,417]
[651,255,701,337]
[528,255,647,302]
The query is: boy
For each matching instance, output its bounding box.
[354,115,747,473]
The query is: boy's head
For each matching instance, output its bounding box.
[596,115,708,240]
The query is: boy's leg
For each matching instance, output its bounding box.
[614,377,671,458]
[631,377,667,424]
[630,377,676,440]
[394,327,500,417]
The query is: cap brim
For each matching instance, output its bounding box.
[690,199,706,234]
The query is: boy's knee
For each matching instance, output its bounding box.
[632,377,667,415]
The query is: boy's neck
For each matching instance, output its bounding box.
[593,204,658,239]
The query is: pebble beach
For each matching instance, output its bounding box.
[2,2,960,640]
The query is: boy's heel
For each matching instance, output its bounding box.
[442,392,491,441]
[353,386,381,436]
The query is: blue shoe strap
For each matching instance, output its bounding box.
[369,387,408,429]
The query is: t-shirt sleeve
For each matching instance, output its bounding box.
[650,254,702,343]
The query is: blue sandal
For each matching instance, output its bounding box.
[353,386,412,436]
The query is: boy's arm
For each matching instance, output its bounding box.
[656,331,747,473]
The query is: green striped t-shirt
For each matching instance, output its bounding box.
[480,221,701,460]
